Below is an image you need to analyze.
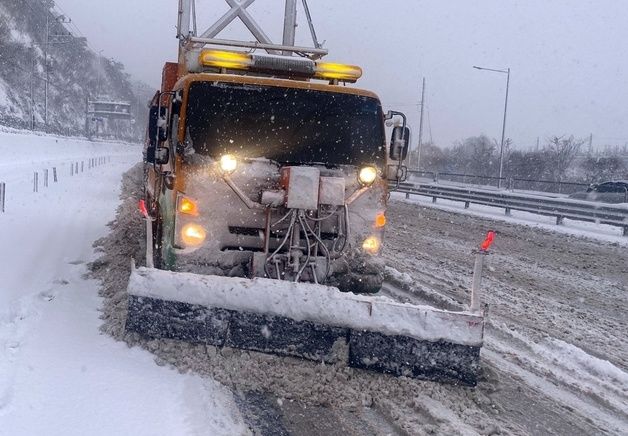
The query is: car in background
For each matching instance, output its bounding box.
[570,180,628,203]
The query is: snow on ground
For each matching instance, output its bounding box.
[0,131,247,435]
[383,199,628,435]
[2,128,626,435]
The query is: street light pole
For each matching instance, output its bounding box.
[473,65,510,188]
[416,77,426,171]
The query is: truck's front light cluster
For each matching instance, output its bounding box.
[219,154,238,174]
[358,166,378,186]
[362,236,381,254]
[181,223,207,246]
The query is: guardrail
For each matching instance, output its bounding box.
[0,155,111,213]
[406,170,590,194]
[390,181,628,236]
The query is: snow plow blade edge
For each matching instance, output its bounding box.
[126,267,484,385]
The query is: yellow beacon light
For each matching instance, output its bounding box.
[199,50,252,70]
[314,62,362,82]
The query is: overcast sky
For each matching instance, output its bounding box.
[55,0,628,150]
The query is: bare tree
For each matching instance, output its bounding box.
[449,135,497,176]
[544,135,585,182]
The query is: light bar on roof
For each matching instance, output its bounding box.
[196,49,362,83]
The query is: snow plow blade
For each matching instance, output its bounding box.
[126,266,484,385]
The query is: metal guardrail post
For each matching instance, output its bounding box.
[81,161,84,172]
[33,172,38,192]
[53,167,57,182]
[0,182,5,213]
[433,172,438,182]
[44,169,49,187]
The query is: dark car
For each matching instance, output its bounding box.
[570,180,628,203]
[586,180,628,193]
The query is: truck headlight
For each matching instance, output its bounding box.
[362,236,380,254]
[358,166,377,186]
[220,154,238,174]
[181,223,206,246]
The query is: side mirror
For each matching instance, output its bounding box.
[389,126,410,161]
[147,106,159,146]
[157,108,168,142]
[147,106,169,144]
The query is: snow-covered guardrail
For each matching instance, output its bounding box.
[391,181,628,236]
[0,156,111,213]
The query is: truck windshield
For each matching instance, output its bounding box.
[184,81,385,166]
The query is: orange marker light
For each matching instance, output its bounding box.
[178,197,198,216]
[480,230,495,251]
[374,212,386,228]
[138,199,148,218]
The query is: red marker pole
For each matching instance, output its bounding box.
[470,231,495,313]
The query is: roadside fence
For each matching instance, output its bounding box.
[1,155,111,213]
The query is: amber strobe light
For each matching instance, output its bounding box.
[178,197,198,216]
[199,50,252,70]
[314,62,362,82]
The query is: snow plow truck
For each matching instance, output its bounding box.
[126,0,485,385]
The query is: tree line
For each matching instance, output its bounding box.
[411,135,627,192]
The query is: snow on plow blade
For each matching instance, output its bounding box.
[126,266,484,385]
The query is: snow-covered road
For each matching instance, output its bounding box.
[383,198,628,435]
[0,131,246,435]
[2,129,627,435]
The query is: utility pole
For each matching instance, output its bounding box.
[44,13,49,127]
[96,50,104,97]
[30,46,35,130]
[473,65,510,188]
[416,77,426,171]
[43,11,73,128]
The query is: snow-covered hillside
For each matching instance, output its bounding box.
[0,0,152,138]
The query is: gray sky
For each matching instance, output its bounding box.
[55,0,628,149]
